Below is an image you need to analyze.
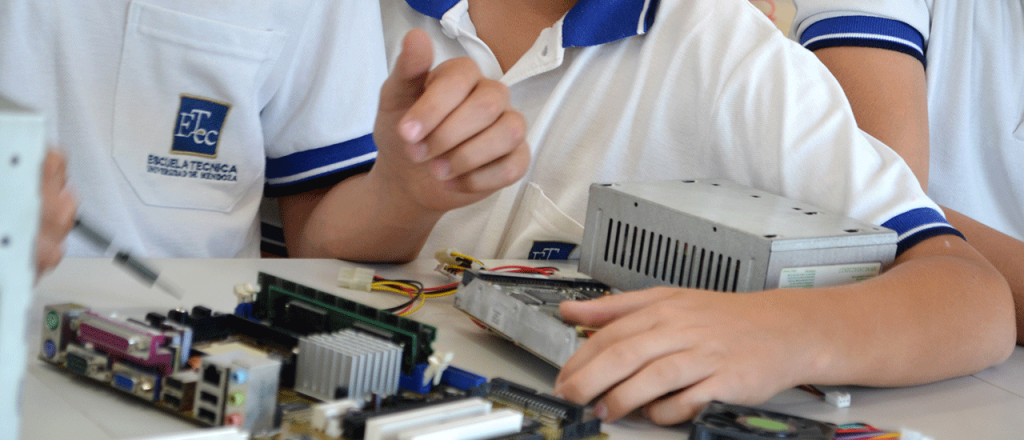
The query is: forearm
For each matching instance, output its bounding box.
[792,235,1014,387]
[942,208,1024,344]
[280,171,444,262]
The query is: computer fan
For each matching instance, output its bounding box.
[691,401,837,440]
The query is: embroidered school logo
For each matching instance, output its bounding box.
[172,95,230,158]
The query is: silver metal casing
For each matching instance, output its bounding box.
[579,180,897,292]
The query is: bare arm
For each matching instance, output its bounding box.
[945,208,1024,344]
[814,46,1024,345]
[813,46,931,186]
[278,29,529,262]
[554,235,1015,424]
[36,150,76,280]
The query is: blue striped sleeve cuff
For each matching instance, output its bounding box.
[801,16,926,67]
[882,208,965,256]
[264,133,377,197]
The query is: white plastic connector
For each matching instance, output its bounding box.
[434,248,462,266]
[899,429,934,440]
[434,263,464,280]
[433,248,484,270]
[824,390,851,408]
[422,351,454,387]
[337,267,374,292]
[233,283,259,304]
[312,399,361,438]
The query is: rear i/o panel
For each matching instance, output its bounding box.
[40,272,606,440]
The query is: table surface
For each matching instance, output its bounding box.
[22,257,1024,439]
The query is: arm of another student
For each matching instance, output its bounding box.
[554,234,1015,425]
[278,29,529,262]
[814,46,1024,344]
[36,150,76,281]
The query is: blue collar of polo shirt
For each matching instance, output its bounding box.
[404,0,660,47]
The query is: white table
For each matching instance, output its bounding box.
[22,258,1024,439]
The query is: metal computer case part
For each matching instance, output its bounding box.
[579,179,897,292]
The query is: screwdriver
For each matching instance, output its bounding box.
[73,217,183,299]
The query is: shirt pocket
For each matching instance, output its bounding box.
[498,183,585,259]
[112,1,285,212]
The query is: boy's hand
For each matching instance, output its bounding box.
[36,150,76,280]
[371,28,529,214]
[553,287,819,425]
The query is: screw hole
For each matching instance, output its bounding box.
[9,155,19,166]
[634,202,638,207]
[682,180,695,183]
[844,229,860,233]
[764,234,777,239]
[804,212,819,216]
[1,236,10,247]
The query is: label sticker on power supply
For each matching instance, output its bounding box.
[779,263,882,289]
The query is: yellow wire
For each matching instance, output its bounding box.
[372,285,415,296]
[450,251,486,268]
[400,295,427,316]
[372,281,419,291]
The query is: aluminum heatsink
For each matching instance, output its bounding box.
[295,329,402,403]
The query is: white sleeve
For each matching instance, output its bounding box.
[259,0,387,196]
[790,0,932,65]
[708,5,959,255]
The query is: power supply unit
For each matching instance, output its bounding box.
[578,179,897,292]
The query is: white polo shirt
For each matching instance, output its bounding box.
[791,0,1024,241]
[382,0,961,260]
[0,0,386,257]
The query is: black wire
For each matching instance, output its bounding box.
[380,279,425,313]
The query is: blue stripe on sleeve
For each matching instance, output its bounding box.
[801,16,927,67]
[882,208,965,256]
[265,133,377,187]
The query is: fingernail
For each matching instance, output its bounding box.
[594,402,608,421]
[401,120,422,142]
[407,142,427,162]
[431,160,450,180]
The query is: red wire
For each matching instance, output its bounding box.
[490,265,558,275]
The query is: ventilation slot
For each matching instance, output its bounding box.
[601,218,741,292]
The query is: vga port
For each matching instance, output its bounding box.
[113,373,136,392]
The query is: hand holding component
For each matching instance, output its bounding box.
[554,287,818,425]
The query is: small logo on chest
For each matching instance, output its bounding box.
[172,95,230,158]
